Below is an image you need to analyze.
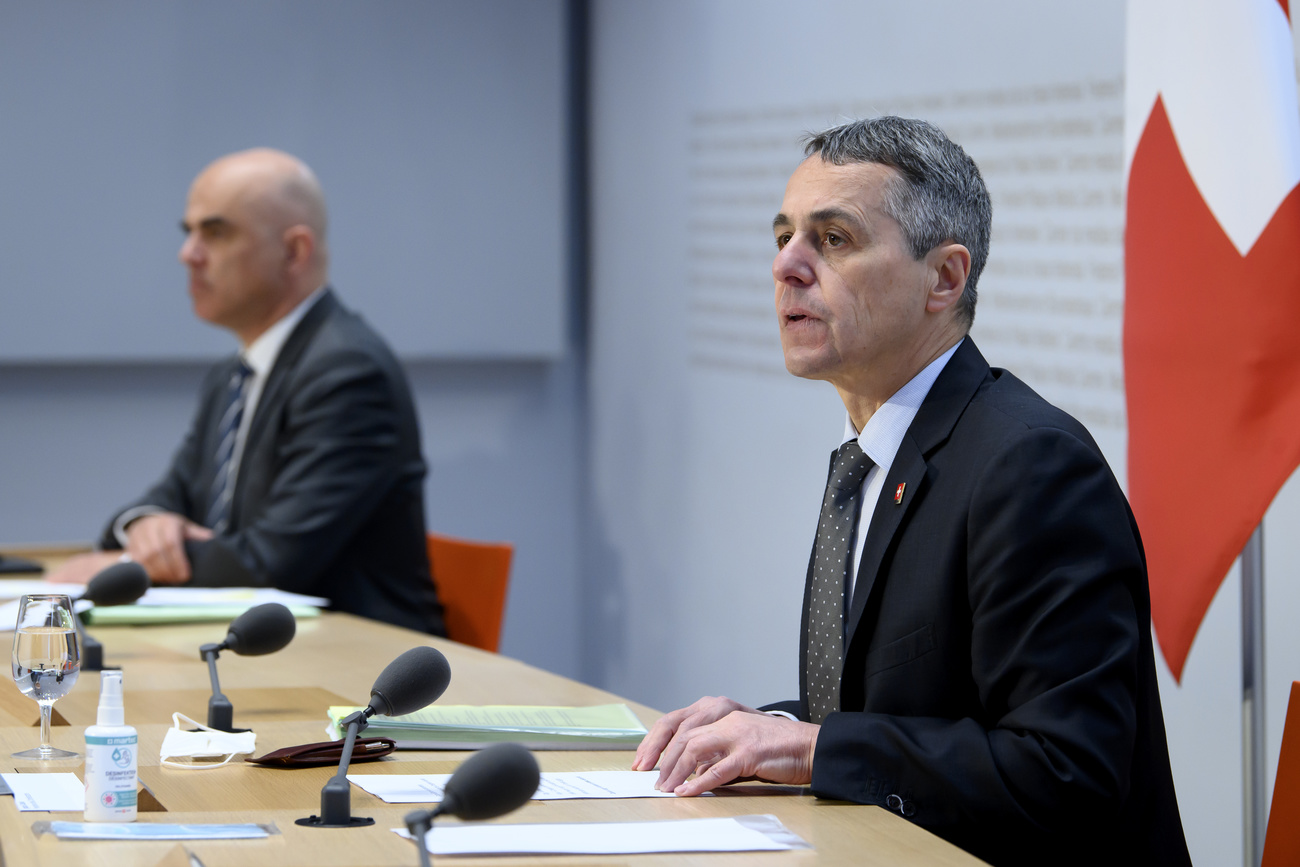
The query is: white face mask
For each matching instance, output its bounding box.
[159,712,257,770]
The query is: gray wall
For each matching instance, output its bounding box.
[0,355,584,680]
[0,1,566,361]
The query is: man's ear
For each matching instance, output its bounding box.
[283,225,315,275]
[925,242,971,314]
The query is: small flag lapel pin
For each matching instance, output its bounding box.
[894,482,906,504]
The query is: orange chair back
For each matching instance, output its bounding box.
[426,533,513,653]
[1264,681,1300,866]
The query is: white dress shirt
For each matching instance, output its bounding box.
[842,339,962,598]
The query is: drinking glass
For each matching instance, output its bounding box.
[11,594,80,759]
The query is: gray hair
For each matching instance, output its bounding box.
[802,117,990,328]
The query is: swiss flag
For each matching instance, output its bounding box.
[1125,0,1300,680]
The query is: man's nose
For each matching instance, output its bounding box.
[773,235,815,287]
[179,234,202,266]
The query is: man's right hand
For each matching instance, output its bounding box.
[632,696,765,774]
[632,696,818,796]
[45,551,124,585]
[125,513,213,585]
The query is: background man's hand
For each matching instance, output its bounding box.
[126,513,213,585]
[632,695,819,796]
[45,551,123,585]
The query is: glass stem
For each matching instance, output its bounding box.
[38,701,52,753]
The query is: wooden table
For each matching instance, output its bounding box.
[0,595,987,866]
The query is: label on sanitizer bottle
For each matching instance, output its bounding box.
[84,733,138,820]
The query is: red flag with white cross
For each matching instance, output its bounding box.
[1125,0,1300,680]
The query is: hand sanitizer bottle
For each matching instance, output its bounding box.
[84,671,138,821]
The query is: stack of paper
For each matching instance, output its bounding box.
[82,587,327,625]
[327,703,648,750]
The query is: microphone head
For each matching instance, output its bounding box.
[83,561,150,607]
[222,602,296,656]
[440,743,539,821]
[185,538,256,586]
[367,646,450,718]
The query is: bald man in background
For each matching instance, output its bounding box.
[52,149,445,636]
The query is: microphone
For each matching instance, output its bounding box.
[221,602,297,656]
[298,646,451,829]
[369,645,451,717]
[84,561,151,607]
[432,742,541,820]
[78,561,151,672]
[403,743,540,865]
[198,603,296,731]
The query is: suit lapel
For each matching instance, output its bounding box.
[230,289,338,526]
[844,339,993,648]
[846,438,926,641]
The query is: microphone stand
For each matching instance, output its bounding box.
[403,808,440,867]
[199,643,236,733]
[75,611,116,673]
[296,708,376,828]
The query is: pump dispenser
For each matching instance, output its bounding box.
[84,671,138,821]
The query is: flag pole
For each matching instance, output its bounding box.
[1242,523,1266,867]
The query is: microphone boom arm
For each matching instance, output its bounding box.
[312,709,376,828]
[199,643,234,732]
[298,645,451,830]
[403,808,439,867]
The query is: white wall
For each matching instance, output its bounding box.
[587,2,1300,865]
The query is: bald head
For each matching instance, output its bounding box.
[180,149,330,344]
[204,148,328,242]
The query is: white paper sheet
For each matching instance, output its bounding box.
[0,773,85,812]
[0,580,85,601]
[134,587,329,608]
[351,770,702,803]
[394,814,810,855]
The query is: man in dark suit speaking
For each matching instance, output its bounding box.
[633,119,1189,865]
[52,149,444,637]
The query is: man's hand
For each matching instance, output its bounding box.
[45,551,123,585]
[632,695,819,796]
[125,513,213,585]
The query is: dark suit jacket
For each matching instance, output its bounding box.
[102,290,445,636]
[769,340,1188,867]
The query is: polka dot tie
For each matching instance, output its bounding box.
[805,440,873,725]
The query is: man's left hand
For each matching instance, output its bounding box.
[125,512,212,585]
[646,705,820,796]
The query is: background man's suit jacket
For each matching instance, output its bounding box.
[102,290,445,636]
[770,339,1188,867]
